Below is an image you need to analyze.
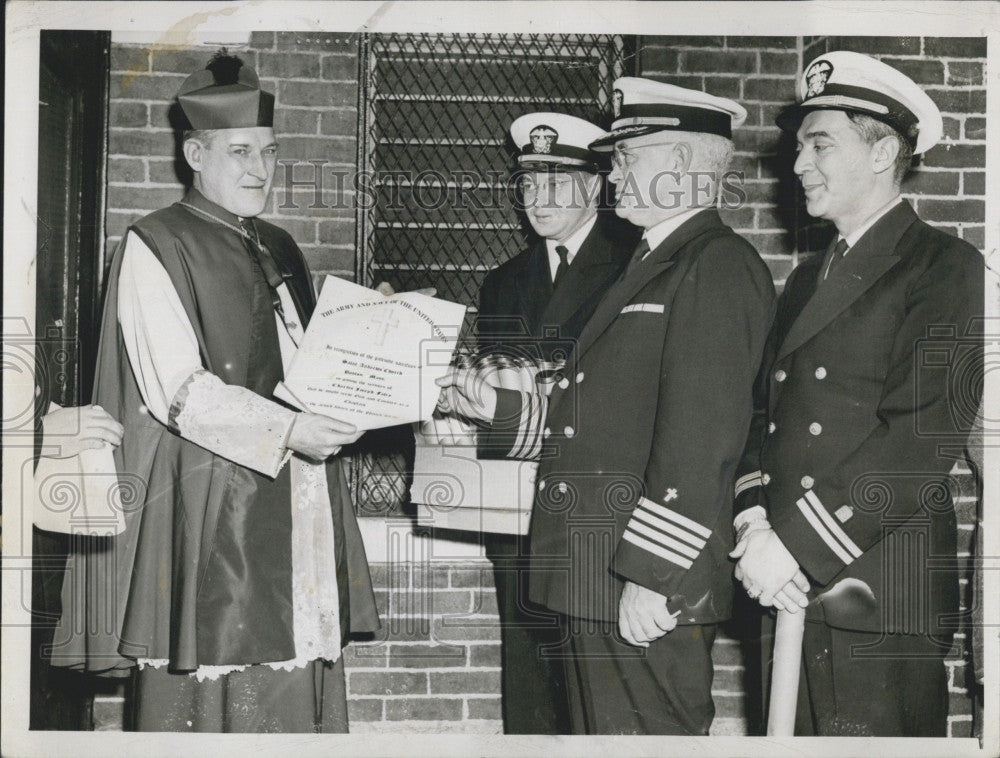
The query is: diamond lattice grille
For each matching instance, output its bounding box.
[354,33,630,516]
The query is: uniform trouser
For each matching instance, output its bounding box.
[560,616,717,735]
[763,616,949,736]
[487,533,571,734]
[129,657,349,733]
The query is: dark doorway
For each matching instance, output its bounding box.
[32,28,111,731]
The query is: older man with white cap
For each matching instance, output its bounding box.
[475,112,636,734]
[731,51,984,736]
[439,78,774,734]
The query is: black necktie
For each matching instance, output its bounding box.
[627,238,651,271]
[553,245,570,288]
[822,237,850,281]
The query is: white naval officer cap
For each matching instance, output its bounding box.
[589,76,747,151]
[776,50,943,154]
[510,112,608,172]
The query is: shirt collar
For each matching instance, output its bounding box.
[643,207,707,255]
[840,195,904,249]
[546,212,598,274]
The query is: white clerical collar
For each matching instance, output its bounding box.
[642,207,707,258]
[546,212,598,281]
[840,195,904,251]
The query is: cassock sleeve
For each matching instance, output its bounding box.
[117,231,296,477]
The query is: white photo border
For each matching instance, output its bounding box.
[4,2,998,757]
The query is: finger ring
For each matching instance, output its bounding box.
[747,587,761,599]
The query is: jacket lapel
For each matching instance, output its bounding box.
[537,217,630,332]
[514,241,553,337]
[776,202,917,362]
[573,209,721,360]
[778,254,823,339]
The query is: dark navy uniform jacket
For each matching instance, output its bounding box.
[735,201,984,637]
[476,213,637,363]
[483,209,776,623]
[475,213,636,565]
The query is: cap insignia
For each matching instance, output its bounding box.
[805,59,834,98]
[529,125,558,154]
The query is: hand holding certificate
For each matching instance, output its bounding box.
[275,276,467,430]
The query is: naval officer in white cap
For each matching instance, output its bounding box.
[475,112,636,734]
[731,50,984,735]
[479,112,637,365]
[439,78,775,734]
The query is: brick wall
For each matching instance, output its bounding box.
[638,36,803,286]
[93,34,984,737]
[344,558,504,732]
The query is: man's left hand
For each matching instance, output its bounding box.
[732,528,810,612]
[618,581,680,647]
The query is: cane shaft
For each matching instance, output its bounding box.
[766,609,806,736]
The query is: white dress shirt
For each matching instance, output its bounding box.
[641,207,708,258]
[545,212,597,281]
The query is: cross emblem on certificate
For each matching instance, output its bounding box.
[367,306,401,347]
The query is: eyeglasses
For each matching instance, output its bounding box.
[611,140,678,172]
